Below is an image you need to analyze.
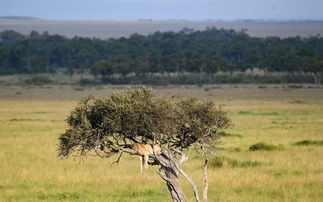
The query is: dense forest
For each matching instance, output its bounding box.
[0,28,323,84]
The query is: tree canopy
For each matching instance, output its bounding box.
[58,88,232,201]
[58,88,231,158]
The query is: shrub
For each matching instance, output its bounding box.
[238,111,278,116]
[288,85,303,89]
[289,100,305,104]
[217,131,242,138]
[226,147,241,152]
[249,142,284,151]
[24,75,54,85]
[79,78,96,85]
[37,192,85,200]
[209,156,267,168]
[73,87,84,91]
[293,140,323,146]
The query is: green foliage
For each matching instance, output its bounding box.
[249,142,284,151]
[58,88,231,157]
[23,75,54,85]
[293,140,323,146]
[209,156,268,168]
[1,29,323,84]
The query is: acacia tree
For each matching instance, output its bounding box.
[58,88,231,202]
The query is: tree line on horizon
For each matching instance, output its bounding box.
[0,28,322,84]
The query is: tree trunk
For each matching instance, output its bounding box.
[315,72,322,85]
[154,148,203,202]
[164,166,187,202]
[156,149,188,202]
[200,66,204,82]
[313,72,321,85]
[202,146,209,202]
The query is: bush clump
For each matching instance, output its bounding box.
[209,156,267,168]
[249,142,284,151]
[293,140,323,146]
[24,75,54,85]
[217,131,242,138]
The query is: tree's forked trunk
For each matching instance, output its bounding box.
[155,148,202,202]
[156,149,188,202]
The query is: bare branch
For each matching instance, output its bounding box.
[201,145,209,202]
[111,151,123,166]
[176,151,189,164]
[94,147,116,158]
[111,133,121,146]
[166,149,200,202]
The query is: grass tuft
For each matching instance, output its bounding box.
[37,192,86,200]
[209,156,269,168]
[238,111,278,116]
[23,75,54,85]
[74,87,85,91]
[288,85,303,89]
[8,118,44,122]
[293,140,323,146]
[30,111,53,114]
[218,131,242,138]
[249,142,284,151]
[226,147,241,152]
[289,100,305,104]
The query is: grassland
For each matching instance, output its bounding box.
[0,84,323,201]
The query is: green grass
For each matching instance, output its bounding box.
[0,84,323,201]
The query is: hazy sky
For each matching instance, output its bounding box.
[1,0,323,20]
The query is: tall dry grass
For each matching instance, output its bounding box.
[0,84,323,201]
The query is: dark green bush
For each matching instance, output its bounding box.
[217,131,242,138]
[209,156,267,168]
[288,85,303,89]
[24,75,54,85]
[79,78,97,85]
[249,142,284,151]
[293,140,323,146]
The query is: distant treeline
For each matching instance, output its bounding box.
[0,28,322,84]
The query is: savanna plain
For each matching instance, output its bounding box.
[0,84,323,202]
